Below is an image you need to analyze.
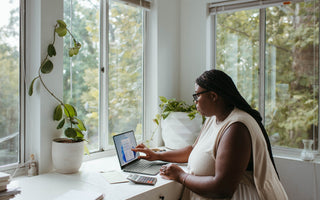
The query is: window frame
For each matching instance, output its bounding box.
[209,0,320,156]
[77,0,149,158]
[0,0,26,171]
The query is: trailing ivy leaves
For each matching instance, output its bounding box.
[48,44,56,57]
[55,20,67,37]
[41,59,54,74]
[28,19,85,142]
[28,76,39,96]
[69,40,81,57]
[53,105,63,120]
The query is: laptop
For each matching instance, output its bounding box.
[113,130,167,175]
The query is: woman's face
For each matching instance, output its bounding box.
[194,84,215,117]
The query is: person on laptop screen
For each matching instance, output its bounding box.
[132,69,288,200]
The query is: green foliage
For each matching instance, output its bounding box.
[216,1,319,149]
[153,96,205,126]
[28,20,86,142]
[0,24,20,142]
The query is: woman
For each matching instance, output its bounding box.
[133,69,288,200]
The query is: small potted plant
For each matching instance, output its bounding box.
[150,96,204,149]
[28,20,86,173]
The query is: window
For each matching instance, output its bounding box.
[0,0,22,167]
[63,0,147,152]
[211,0,319,150]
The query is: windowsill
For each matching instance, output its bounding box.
[10,156,185,200]
[273,146,320,164]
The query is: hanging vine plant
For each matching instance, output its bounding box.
[28,20,85,142]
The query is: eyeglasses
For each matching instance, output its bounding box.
[192,90,210,102]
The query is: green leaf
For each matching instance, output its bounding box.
[41,60,53,74]
[187,112,196,120]
[159,96,168,103]
[56,119,65,129]
[75,128,84,138]
[70,118,79,125]
[64,104,76,117]
[55,20,67,37]
[153,118,159,125]
[65,128,77,138]
[162,111,170,120]
[56,20,67,28]
[75,117,86,131]
[48,44,56,57]
[53,105,63,121]
[84,143,90,155]
[28,77,39,96]
[68,48,74,57]
[73,48,79,55]
[55,27,67,37]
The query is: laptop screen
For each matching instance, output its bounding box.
[113,130,139,167]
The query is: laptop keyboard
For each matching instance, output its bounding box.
[124,160,166,175]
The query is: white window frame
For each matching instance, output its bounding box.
[0,0,26,172]
[208,0,320,157]
[80,0,149,159]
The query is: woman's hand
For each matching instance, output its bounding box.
[131,143,159,161]
[159,163,186,182]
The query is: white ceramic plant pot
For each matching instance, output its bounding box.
[52,138,84,174]
[161,112,202,149]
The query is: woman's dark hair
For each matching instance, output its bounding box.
[196,69,279,178]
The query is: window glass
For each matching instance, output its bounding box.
[216,10,260,110]
[0,0,20,166]
[265,1,319,149]
[64,0,145,151]
[215,1,319,150]
[64,0,100,151]
[108,1,144,143]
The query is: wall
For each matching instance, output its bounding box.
[145,0,181,145]
[25,0,64,173]
[180,0,208,104]
[275,157,320,200]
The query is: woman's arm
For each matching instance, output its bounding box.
[161,122,252,199]
[132,144,193,163]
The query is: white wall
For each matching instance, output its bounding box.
[145,0,181,146]
[26,0,64,173]
[157,0,180,99]
[275,157,320,200]
[180,0,208,104]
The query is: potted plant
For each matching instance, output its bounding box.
[28,20,86,173]
[151,96,205,149]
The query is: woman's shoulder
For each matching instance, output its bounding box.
[230,108,254,120]
[228,108,259,129]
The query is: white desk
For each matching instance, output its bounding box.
[10,156,185,200]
